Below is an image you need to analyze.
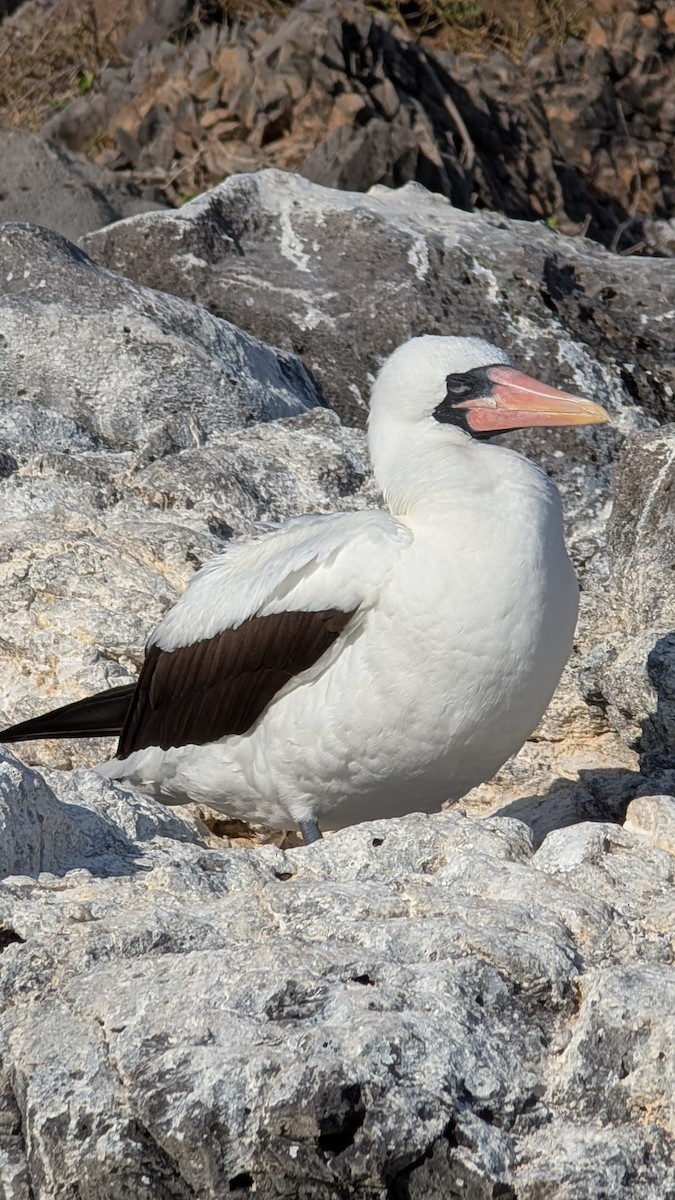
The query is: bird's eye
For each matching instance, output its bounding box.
[445,374,471,397]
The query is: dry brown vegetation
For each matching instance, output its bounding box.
[369,0,589,54]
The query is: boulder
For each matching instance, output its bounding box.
[582,427,675,775]
[84,166,674,439]
[0,219,324,452]
[0,755,672,1198]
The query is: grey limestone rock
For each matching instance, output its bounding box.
[0,756,672,1198]
[582,427,675,774]
[607,428,675,631]
[83,168,674,433]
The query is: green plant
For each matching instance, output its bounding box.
[76,70,96,95]
[439,1,484,26]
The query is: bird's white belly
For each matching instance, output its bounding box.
[269,527,575,828]
[121,501,578,831]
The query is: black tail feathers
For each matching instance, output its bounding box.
[0,684,136,744]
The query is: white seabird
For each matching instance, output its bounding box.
[1,336,608,843]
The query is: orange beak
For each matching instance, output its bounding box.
[457,366,610,434]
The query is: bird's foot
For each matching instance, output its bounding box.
[298,818,323,845]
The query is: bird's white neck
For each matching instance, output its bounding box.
[368,415,483,518]
[367,418,560,553]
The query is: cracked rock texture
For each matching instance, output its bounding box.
[0,220,324,452]
[0,755,673,1199]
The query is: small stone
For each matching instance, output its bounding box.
[200,106,236,129]
[624,795,675,856]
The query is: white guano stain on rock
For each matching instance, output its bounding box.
[278,208,311,273]
[468,256,501,305]
[297,304,332,331]
[406,235,429,281]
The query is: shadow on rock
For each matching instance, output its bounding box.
[641,631,675,775]
[500,623,675,849]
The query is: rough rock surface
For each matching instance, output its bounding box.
[0,130,165,242]
[0,753,673,1199]
[0,220,325,452]
[84,168,675,435]
[582,428,675,777]
[4,0,673,254]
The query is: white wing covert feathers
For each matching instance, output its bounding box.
[152,510,412,651]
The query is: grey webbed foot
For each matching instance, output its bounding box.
[298,818,323,845]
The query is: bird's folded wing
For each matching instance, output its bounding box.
[117,510,411,758]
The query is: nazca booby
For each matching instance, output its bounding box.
[1,336,608,844]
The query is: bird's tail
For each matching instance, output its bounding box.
[0,684,136,743]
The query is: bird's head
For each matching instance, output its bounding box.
[368,335,609,442]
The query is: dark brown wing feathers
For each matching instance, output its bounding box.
[117,607,354,758]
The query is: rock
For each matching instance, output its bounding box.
[0,755,202,881]
[580,428,675,776]
[606,428,675,630]
[0,131,165,241]
[516,1121,673,1200]
[624,793,675,856]
[84,167,674,440]
[300,112,420,192]
[0,221,325,452]
[128,408,375,529]
[0,756,672,1198]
